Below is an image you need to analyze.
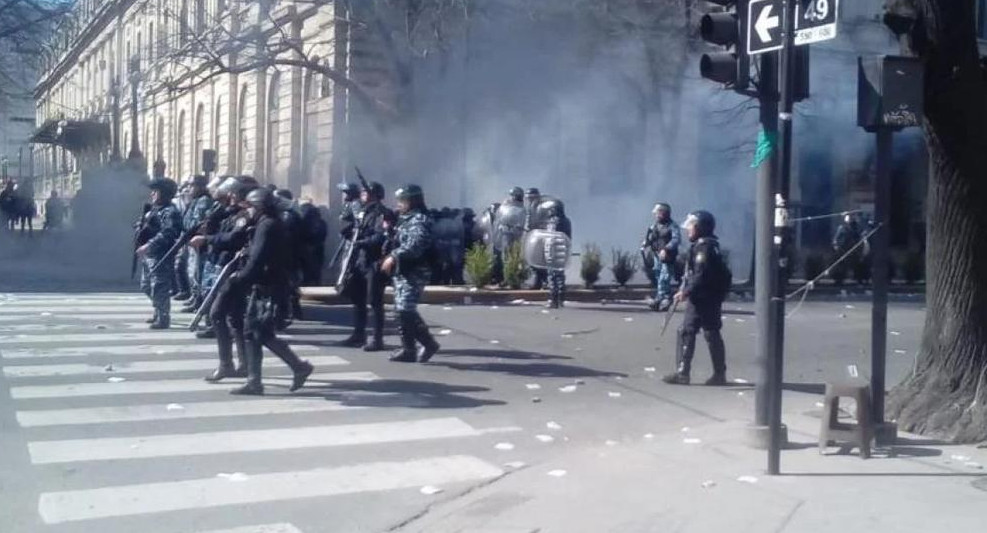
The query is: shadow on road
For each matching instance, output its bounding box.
[431,359,627,379]
[290,378,506,409]
[438,348,572,361]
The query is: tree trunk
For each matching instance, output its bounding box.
[886,0,987,442]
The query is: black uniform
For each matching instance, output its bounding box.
[342,200,393,350]
[203,206,252,380]
[282,205,305,321]
[545,212,572,309]
[231,209,313,395]
[299,204,328,285]
[669,235,729,384]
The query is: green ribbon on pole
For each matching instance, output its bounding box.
[751,129,778,169]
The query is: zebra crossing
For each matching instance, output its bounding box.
[0,293,513,532]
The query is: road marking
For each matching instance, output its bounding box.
[3,355,348,378]
[0,293,143,300]
[1,343,320,359]
[0,306,160,314]
[29,417,488,464]
[38,455,504,524]
[0,331,307,345]
[16,397,380,426]
[10,371,377,399]
[0,313,156,322]
[195,524,304,533]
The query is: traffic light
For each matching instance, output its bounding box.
[699,0,749,91]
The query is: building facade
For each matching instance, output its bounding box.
[32,0,357,206]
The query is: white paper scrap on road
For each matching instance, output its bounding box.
[546,421,562,430]
[3,355,347,378]
[217,472,250,482]
[608,391,622,398]
[683,438,702,445]
[737,476,759,484]
[644,367,656,372]
[420,485,443,495]
[489,339,500,344]
[16,397,370,427]
[525,383,541,390]
[535,434,554,443]
[701,480,717,489]
[558,385,577,393]
[547,469,567,477]
[1,343,319,360]
[847,365,859,378]
[28,417,490,464]
[504,461,526,469]
[437,329,452,336]
[494,442,515,451]
[37,455,503,524]
[196,523,304,533]
[644,433,655,439]
[10,371,377,399]
[107,377,126,383]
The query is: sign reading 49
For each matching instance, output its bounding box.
[795,0,839,46]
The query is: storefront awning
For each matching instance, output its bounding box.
[30,119,111,152]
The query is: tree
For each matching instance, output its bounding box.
[884,0,987,442]
[0,0,71,104]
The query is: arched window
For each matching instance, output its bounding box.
[194,104,205,175]
[180,0,190,45]
[265,71,280,181]
[301,64,318,181]
[148,23,154,62]
[237,84,249,174]
[214,96,224,171]
[155,116,165,163]
[176,110,186,178]
[195,0,206,33]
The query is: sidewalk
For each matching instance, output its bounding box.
[390,388,987,533]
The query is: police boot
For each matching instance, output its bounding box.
[413,314,440,363]
[205,337,237,383]
[173,291,192,302]
[149,311,170,330]
[662,328,695,385]
[363,312,385,352]
[292,295,304,321]
[389,312,418,363]
[232,332,249,378]
[704,330,728,386]
[145,311,158,324]
[338,310,367,347]
[230,340,264,396]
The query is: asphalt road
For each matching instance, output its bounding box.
[0,291,925,533]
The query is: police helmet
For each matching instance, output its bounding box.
[508,187,524,202]
[207,175,226,192]
[652,202,671,216]
[191,175,209,188]
[525,187,541,198]
[395,184,424,200]
[148,178,178,200]
[275,188,293,200]
[362,181,385,200]
[235,181,258,203]
[337,182,359,196]
[245,187,277,211]
[684,210,716,237]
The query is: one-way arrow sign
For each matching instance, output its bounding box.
[747,0,784,55]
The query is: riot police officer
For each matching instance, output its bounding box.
[663,210,731,386]
[276,189,305,321]
[338,182,361,241]
[543,200,572,309]
[340,181,392,351]
[229,188,315,395]
[181,175,215,313]
[191,177,253,377]
[643,203,681,312]
[380,184,440,363]
[135,178,182,329]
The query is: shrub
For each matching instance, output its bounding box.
[611,248,638,287]
[464,244,494,289]
[502,242,530,290]
[581,243,603,288]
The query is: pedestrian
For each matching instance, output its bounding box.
[380,184,440,363]
[190,177,253,376]
[135,178,182,329]
[663,210,731,386]
[43,190,65,230]
[339,181,392,351]
[543,200,572,309]
[643,202,681,312]
[229,187,314,396]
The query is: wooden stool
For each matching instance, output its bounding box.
[819,382,874,459]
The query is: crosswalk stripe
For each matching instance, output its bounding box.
[0,305,158,314]
[3,355,348,378]
[0,330,310,345]
[15,397,384,427]
[29,417,486,464]
[37,455,504,524]
[195,524,304,533]
[0,293,144,300]
[0,322,341,333]
[10,371,377,399]
[0,313,156,322]
[1,343,320,360]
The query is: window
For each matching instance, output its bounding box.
[177,110,186,178]
[194,104,205,174]
[237,85,249,174]
[195,0,206,33]
[265,72,280,181]
[180,0,190,45]
[214,97,224,171]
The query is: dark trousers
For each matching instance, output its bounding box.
[210,282,247,369]
[244,287,306,385]
[676,298,726,375]
[348,268,387,341]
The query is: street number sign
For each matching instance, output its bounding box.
[747,0,840,55]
